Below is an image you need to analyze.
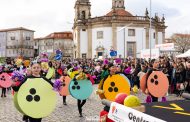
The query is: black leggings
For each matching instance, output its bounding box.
[63,96,66,103]
[28,117,42,122]
[77,99,86,114]
[23,115,42,122]
[1,88,6,95]
[151,95,158,102]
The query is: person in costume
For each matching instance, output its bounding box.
[100,63,117,89]
[100,60,109,80]
[55,61,63,79]
[45,61,55,80]
[12,62,54,122]
[26,67,32,76]
[73,66,89,117]
[1,65,13,97]
[0,66,6,97]
[39,53,49,77]
[98,63,118,121]
[145,59,160,102]
[11,71,25,95]
[62,68,68,105]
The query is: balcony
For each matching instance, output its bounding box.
[6,46,14,49]
[89,16,147,23]
[6,45,34,49]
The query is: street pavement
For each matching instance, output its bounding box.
[0,85,183,122]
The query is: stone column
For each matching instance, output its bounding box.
[87,26,92,58]
[76,28,81,58]
[112,23,117,51]
[162,31,165,44]
[146,28,149,49]
[155,29,158,45]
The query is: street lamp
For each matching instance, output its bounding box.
[149,0,152,60]
[117,23,133,59]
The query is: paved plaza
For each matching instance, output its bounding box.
[0,85,183,122]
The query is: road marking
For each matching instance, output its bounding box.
[153,103,184,111]
[174,112,190,116]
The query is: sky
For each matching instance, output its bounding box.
[0,0,189,38]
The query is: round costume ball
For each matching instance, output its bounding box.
[17,78,57,118]
[124,95,141,107]
[114,93,128,105]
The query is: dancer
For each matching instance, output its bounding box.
[12,62,54,122]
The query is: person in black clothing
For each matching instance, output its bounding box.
[77,99,86,117]
[133,62,141,88]
[75,66,87,117]
[146,59,160,102]
[12,62,53,122]
[185,62,190,93]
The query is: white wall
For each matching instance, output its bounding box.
[116,27,146,58]
[117,27,124,57]
[23,30,34,47]
[92,27,112,58]
[135,28,146,58]
[150,29,156,49]
[80,30,88,55]
[158,32,163,44]
[7,31,20,46]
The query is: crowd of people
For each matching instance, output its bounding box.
[1,56,190,97]
[0,56,190,122]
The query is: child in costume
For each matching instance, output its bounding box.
[46,61,55,80]
[62,68,68,105]
[99,63,118,121]
[11,71,25,95]
[73,66,89,117]
[1,65,13,97]
[12,62,54,122]
[0,66,5,97]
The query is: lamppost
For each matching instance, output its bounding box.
[117,23,133,59]
[149,0,152,60]
[142,27,147,50]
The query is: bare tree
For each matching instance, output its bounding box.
[171,33,190,53]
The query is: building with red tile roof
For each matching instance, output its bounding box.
[34,32,73,58]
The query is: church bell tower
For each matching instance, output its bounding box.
[74,0,91,22]
[112,0,125,9]
[73,0,91,58]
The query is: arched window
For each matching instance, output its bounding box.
[81,11,86,19]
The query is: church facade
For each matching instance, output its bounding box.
[73,0,167,58]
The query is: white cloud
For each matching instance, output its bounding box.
[0,0,189,38]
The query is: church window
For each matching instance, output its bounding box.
[97,31,103,39]
[26,36,30,40]
[127,42,136,57]
[10,36,15,40]
[153,32,156,39]
[81,11,86,19]
[128,29,135,36]
[82,53,86,58]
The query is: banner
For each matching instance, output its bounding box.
[155,43,175,51]
[108,102,166,122]
[140,49,160,60]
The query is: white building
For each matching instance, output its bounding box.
[35,32,73,58]
[0,27,35,58]
[73,0,167,58]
